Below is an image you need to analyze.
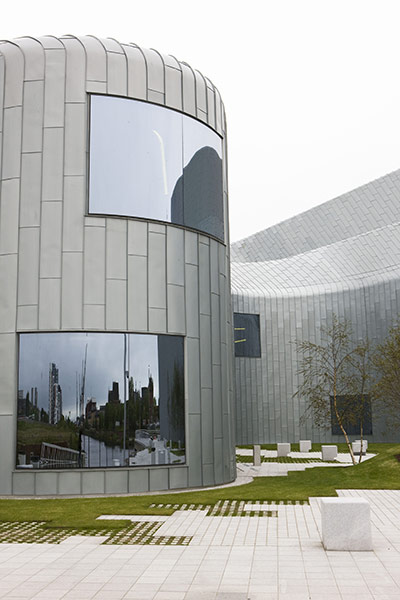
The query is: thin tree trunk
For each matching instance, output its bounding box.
[333,391,356,465]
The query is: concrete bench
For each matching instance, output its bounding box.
[321,497,372,550]
[352,440,368,455]
[321,445,337,461]
[299,440,311,452]
[277,443,291,457]
[253,444,261,466]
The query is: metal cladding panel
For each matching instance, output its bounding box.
[0,179,19,254]
[106,279,127,330]
[40,201,62,278]
[42,128,64,201]
[39,278,61,329]
[128,255,148,331]
[0,34,233,495]
[64,103,86,176]
[232,168,400,444]
[63,176,85,252]
[18,227,40,306]
[0,334,17,414]
[0,255,18,332]
[0,415,14,494]
[2,107,22,179]
[22,80,44,153]
[61,252,83,329]
[20,153,41,227]
[35,472,58,495]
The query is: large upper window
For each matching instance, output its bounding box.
[234,313,261,357]
[17,333,185,470]
[89,95,224,241]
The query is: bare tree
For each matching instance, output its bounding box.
[294,315,372,465]
[372,321,400,431]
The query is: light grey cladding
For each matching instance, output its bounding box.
[232,168,400,444]
[0,34,234,496]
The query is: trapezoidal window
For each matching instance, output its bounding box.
[233,313,261,357]
[89,94,224,241]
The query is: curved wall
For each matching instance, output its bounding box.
[0,35,235,495]
[231,169,400,444]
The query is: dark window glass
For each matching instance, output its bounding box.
[330,395,373,436]
[89,95,224,241]
[17,333,185,469]
[234,313,261,357]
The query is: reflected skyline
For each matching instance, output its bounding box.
[17,332,185,470]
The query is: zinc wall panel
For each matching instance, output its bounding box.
[18,228,39,306]
[185,264,199,338]
[165,66,182,110]
[167,226,184,286]
[107,51,127,96]
[186,337,200,414]
[43,49,65,127]
[148,231,166,309]
[106,279,127,330]
[83,226,106,305]
[62,37,86,103]
[127,255,148,331]
[64,103,86,176]
[42,127,64,201]
[40,202,62,278]
[1,44,23,108]
[61,252,83,329]
[80,36,107,82]
[62,176,85,252]
[38,278,61,329]
[127,220,147,256]
[22,80,44,153]
[20,153,41,228]
[106,219,127,280]
[2,107,22,179]
[0,255,17,333]
[167,284,185,334]
[124,45,147,100]
[0,179,19,254]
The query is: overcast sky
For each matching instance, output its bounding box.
[3,0,400,242]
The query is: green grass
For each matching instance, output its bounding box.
[0,443,398,533]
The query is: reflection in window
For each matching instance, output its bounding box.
[89,95,224,241]
[233,313,261,358]
[17,333,185,469]
[330,395,372,436]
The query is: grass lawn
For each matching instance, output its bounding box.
[0,443,398,533]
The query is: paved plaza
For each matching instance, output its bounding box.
[0,487,400,600]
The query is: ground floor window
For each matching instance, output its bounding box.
[330,395,372,436]
[17,332,185,469]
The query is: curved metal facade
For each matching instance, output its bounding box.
[232,169,400,444]
[0,35,235,495]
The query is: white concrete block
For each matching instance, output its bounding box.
[277,443,291,457]
[321,445,337,460]
[321,498,372,551]
[299,440,312,452]
[353,440,368,455]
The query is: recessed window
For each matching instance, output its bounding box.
[17,333,185,469]
[89,95,224,240]
[330,395,373,435]
[233,313,261,357]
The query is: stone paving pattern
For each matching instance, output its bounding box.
[0,490,399,599]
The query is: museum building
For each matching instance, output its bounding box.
[231,169,400,445]
[0,35,236,495]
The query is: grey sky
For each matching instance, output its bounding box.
[2,0,400,242]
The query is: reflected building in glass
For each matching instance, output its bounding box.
[0,35,235,495]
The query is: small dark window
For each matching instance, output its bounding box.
[234,313,261,358]
[330,395,373,435]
